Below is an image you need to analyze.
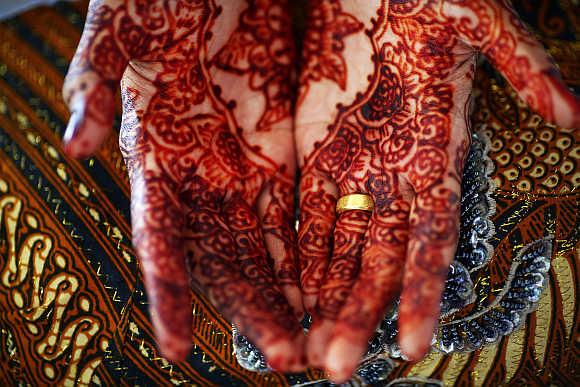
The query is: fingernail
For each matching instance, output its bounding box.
[64,111,80,141]
[63,111,81,157]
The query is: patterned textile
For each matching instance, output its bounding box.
[0,1,577,386]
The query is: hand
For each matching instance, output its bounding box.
[296,0,579,382]
[62,0,305,369]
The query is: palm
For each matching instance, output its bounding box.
[296,0,579,382]
[62,0,304,369]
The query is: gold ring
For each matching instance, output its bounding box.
[336,193,374,214]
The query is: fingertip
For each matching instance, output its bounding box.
[63,138,95,160]
[152,305,193,362]
[62,80,116,158]
[158,337,192,363]
[62,116,105,159]
[62,140,78,158]
[398,317,437,362]
[266,354,288,372]
[306,318,335,368]
[287,354,308,373]
[325,336,363,384]
[146,285,194,365]
[398,335,430,362]
[540,68,580,128]
[288,334,308,372]
[151,310,193,362]
[263,336,306,372]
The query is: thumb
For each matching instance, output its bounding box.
[446,0,580,128]
[62,0,129,158]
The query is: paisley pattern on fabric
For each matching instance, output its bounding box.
[0,1,578,386]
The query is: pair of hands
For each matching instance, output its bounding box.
[62,0,579,382]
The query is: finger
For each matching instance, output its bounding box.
[186,205,305,372]
[62,1,129,157]
[397,184,461,361]
[306,209,370,367]
[446,0,579,128]
[298,171,339,313]
[130,169,192,362]
[62,79,117,159]
[324,200,410,383]
[257,177,304,320]
[223,198,301,328]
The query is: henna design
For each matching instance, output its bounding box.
[297,174,337,312]
[297,0,579,382]
[298,0,364,104]
[62,0,303,368]
[212,0,295,131]
[260,177,300,288]
[315,210,370,320]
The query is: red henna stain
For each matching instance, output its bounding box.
[212,0,296,131]
[298,0,364,104]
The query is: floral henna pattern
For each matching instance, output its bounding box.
[296,0,579,382]
[63,0,303,369]
[260,177,300,289]
[315,210,370,321]
[298,0,363,104]
[212,0,295,131]
[444,0,580,127]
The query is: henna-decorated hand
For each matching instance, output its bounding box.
[62,0,306,369]
[296,0,579,381]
